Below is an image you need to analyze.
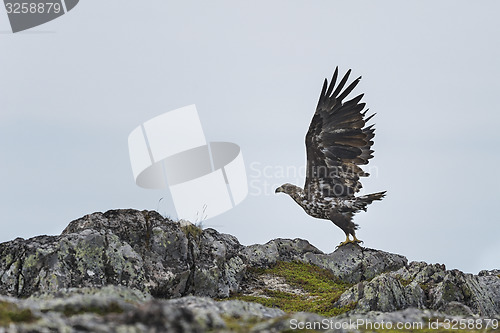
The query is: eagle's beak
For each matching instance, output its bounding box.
[275,186,283,194]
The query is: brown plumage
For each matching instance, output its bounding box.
[275,67,386,246]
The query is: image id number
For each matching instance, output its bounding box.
[5,2,61,14]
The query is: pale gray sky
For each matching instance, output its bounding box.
[1,1,499,273]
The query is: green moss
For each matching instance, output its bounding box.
[180,223,203,239]
[2,254,13,267]
[0,301,37,326]
[440,281,461,302]
[62,302,124,317]
[228,261,354,317]
[23,254,39,269]
[418,282,431,293]
[74,242,104,263]
[396,276,412,287]
[220,315,261,332]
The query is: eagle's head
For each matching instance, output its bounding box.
[275,183,301,196]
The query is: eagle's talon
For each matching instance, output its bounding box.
[352,236,363,244]
[336,235,356,248]
[336,234,363,248]
[336,240,351,248]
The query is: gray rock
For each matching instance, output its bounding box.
[335,273,426,313]
[478,270,500,313]
[251,312,331,333]
[0,286,286,332]
[242,239,407,284]
[186,228,246,298]
[335,307,450,331]
[242,238,323,267]
[301,243,408,283]
[429,269,499,317]
[479,269,500,277]
[0,209,246,299]
[336,261,500,317]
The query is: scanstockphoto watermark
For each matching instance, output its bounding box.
[289,318,499,331]
[248,161,380,196]
[289,318,423,331]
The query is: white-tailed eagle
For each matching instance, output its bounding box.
[275,68,386,246]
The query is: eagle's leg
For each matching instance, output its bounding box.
[351,232,363,244]
[337,232,352,247]
[331,211,362,247]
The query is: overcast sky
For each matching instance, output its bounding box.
[1,1,499,274]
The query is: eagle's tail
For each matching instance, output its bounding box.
[355,191,386,211]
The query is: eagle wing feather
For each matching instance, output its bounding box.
[305,67,376,198]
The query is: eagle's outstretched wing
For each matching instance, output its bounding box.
[305,67,376,198]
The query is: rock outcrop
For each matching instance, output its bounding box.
[0,209,245,299]
[335,261,500,317]
[243,238,407,284]
[0,209,499,332]
[0,209,406,300]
